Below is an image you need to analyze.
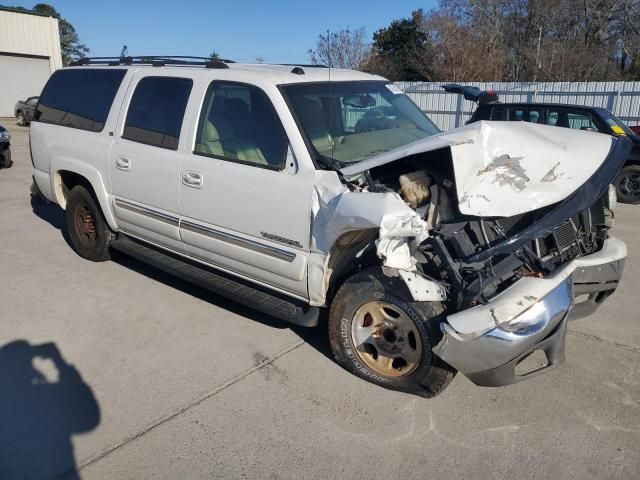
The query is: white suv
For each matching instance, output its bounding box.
[30,57,629,397]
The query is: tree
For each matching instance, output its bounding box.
[365,10,433,81]
[31,3,89,65]
[416,0,640,81]
[208,51,221,62]
[308,27,370,69]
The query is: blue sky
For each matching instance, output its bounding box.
[6,0,437,63]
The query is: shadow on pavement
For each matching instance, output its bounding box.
[112,254,334,360]
[30,195,73,248]
[0,340,100,480]
[31,195,335,362]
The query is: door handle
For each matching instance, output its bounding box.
[115,156,131,171]
[182,171,204,188]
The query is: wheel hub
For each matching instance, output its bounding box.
[351,301,422,377]
[74,203,97,246]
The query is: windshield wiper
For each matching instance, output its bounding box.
[316,154,346,171]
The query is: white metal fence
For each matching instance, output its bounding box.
[397,81,640,131]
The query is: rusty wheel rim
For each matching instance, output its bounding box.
[350,301,422,378]
[73,203,97,247]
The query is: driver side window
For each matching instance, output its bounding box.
[194,81,289,170]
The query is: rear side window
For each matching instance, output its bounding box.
[123,77,193,150]
[548,110,597,130]
[509,108,542,123]
[34,69,127,132]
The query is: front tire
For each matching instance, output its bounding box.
[65,185,114,261]
[614,164,640,204]
[328,268,456,397]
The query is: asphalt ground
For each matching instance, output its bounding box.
[1,119,639,479]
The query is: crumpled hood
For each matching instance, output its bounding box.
[339,121,615,217]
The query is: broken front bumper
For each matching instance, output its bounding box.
[434,237,626,387]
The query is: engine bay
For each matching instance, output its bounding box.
[344,150,614,312]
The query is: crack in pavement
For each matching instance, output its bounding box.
[568,329,640,354]
[62,329,640,475]
[75,340,305,473]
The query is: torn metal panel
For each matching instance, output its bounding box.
[397,270,446,301]
[376,213,428,270]
[311,170,426,255]
[308,170,437,306]
[340,121,614,217]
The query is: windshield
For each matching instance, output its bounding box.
[281,81,440,165]
[603,112,635,137]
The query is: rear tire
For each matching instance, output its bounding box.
[16,112,26,126]
[65,185,114,261]
[328,268,456,398]
[614,165,640,204]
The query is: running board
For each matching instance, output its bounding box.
[111,235,319,327]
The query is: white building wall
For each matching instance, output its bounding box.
[0,9,63,71]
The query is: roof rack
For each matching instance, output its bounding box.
[68,56,235,69]
[276,63,328,69]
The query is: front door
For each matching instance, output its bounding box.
[109,74,193,252]
[179,80,314,299]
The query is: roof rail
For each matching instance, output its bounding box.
[68,56,235,69]
[277,63,328,69]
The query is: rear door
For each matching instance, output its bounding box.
[178,80,314,299]
[109,74,193,252]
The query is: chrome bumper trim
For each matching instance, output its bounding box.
[434,278,572,381]
[434,237,626,387]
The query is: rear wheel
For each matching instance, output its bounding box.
[328,268,456,397]
[16,112,26,126]
[65,185,114,261]
[614,165,640,204]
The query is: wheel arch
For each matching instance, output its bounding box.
[315,229,380,307]
[53,163,118,230]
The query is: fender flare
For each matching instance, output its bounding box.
[51,158,118,231]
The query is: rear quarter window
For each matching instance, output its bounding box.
[34,69,127,132]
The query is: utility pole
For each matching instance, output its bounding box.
[534,26,542,82]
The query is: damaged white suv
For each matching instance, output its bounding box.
[31,57,630,397]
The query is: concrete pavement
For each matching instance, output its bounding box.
[1,119,638,479]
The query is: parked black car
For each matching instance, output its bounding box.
[14,96,39,126]
[0,124,11,168]
[443,84,640,204]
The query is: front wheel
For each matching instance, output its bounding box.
[614,165,640,204]
[328,268,456,397]
[65,185,114,261]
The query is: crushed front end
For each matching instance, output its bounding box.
[334,121,631,386]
